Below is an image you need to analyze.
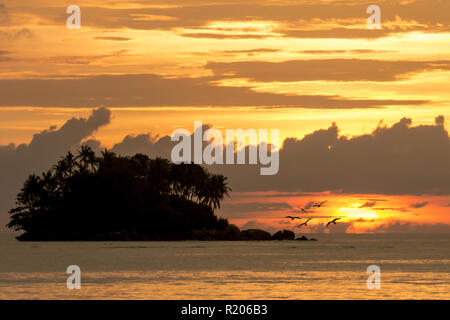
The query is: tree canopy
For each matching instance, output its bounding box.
[7,147,232,241]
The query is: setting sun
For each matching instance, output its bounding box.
[336,206,379,220]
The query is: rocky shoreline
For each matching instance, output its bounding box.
[16,225,318,241]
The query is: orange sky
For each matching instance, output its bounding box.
[219,192,450,233]
[0,0,449,232]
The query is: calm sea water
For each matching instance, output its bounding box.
[0,233,448,299]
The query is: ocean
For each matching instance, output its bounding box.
[0,233,448,299]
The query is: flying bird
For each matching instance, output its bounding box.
[299,207,308,213]
[313,201,327,208]
[326,218,341,227]
[284,216,302,220]
[297,218,312,228]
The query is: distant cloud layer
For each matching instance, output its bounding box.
[368,222,450,234]
[209,116,450,195]
[105,112,450,195]
[0,74,425,108]
[206,59,450,82]
[305,221,450,234]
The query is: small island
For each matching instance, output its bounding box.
[7,147,316,241]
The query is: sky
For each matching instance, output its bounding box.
[0,0,449,233]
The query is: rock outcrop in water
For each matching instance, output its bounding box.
[240,229,272,241]
[271,230,295,240]
[295,235,318,241]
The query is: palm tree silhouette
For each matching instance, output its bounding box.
[7,148,233,240]
[77,145,97,172]
[201,174,230,210]
[54,151,77,179]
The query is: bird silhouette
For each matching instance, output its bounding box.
[299,207,308,213]
[297,218,312,228]
[326,218,341,227]
[313,200,327,208]
[284,216,302,220]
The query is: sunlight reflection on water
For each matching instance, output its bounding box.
[0,270,449,299]
[0,233,448,299]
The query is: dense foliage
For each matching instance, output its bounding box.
[7,146,231,240]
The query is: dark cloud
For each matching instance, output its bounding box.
[410,201,429,209]
[181,33,269,40]
[303,201,315,210]
[26,107,111,157]
[0,50,12,62]
[99,114,450,195]
[297,50,393,55]
[207,116,450,195]
[0,28,35,40]
[94,36,133,41]
[239,220,277,234]
[220,48,280,55]
[0,108,111,231]
[307,221,353,234]
[206,59,450,82]
[111,133,173,159]
[361,198,388,202]
[7,50,130,65]
[372,207,409,212]
[360,202,377,208]
[277,28,392,40]
[81,139,104,154]
[220,202,292,219]
[232,192,318,198]
[368,222,450,233]
[0,74,426,108]
[14,28,34,39]
[222,202,292,213]
[303,220,450,233]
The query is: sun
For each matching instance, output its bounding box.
[336,204,379,220]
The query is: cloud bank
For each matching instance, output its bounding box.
[97,112,450,195]
[0,74,425,108]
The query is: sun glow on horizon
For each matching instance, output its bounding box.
[336,205,380,220]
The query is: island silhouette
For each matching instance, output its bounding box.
[7,146,315,241]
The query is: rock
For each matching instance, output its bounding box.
[295,235,318,241]
[271,230,295,240]
[241,229,272,241]
[222,224,242,240]
[211,224,242,240]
